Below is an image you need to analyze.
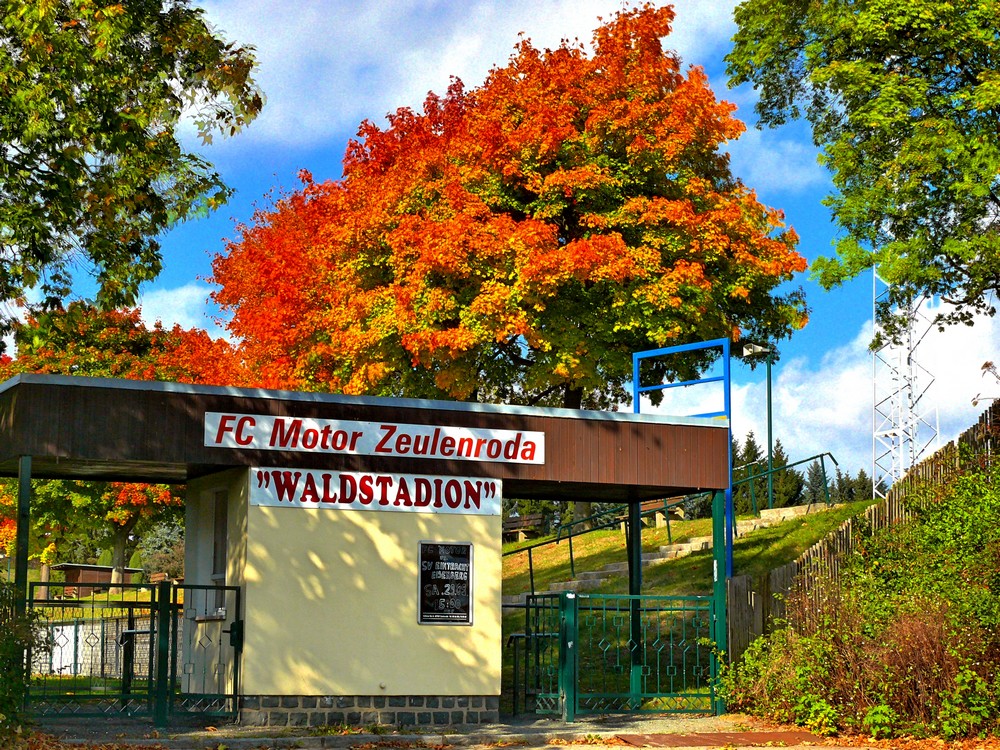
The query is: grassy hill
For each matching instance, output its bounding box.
[723,462,1000,740]
[502,498,877,597]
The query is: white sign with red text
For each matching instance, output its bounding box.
[204,412,544,465]
[250,467,502,516]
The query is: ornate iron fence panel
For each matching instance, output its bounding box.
[522,594,561,714]
[26,581,242,725]
[27,582,159,717]
[170,584,242,718]
[512,593,717,719]
[574,594,715,716]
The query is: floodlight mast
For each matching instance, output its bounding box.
[872,269,938,499]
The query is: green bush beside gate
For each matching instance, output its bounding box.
[0,582,48,742]
[721,462,1000,739]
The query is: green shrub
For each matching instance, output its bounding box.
[0,582,48,742]
[719,625,839,729]
[862,703,898,740]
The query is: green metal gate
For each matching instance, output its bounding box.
[520,592,718,719]
[26,580,242,726]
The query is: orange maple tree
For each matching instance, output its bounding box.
[0,302,232,581]
[214,4,807,407]
[0,518,14,558]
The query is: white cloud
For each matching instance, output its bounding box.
[200,0,740,149]
[726,126,827,195]
[916,298,1000,439]
[138,283,226,337]
[743,324,874,473]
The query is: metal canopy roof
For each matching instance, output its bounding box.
[0,374,729,501]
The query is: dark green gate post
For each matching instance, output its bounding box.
[627,500,643,706]
[153,579,172,727]
[711,489,727,715]
[558,592,578,721]
[14,456,31,617]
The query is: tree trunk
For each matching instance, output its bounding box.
[38,563,49,601]
[109,514,140,594]
[563,384,583,410]
[563,385,592,527]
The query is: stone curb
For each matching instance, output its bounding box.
[53,730,629,749]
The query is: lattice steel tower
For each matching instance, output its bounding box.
[872,270,938,498]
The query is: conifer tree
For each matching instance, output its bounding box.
[771,438,804,507]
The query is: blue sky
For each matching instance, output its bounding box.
[121,0,998,476]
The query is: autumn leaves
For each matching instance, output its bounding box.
[212,5,807,406]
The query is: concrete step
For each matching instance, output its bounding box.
[547,577,606,592]
[736,519,764,535]
[600,561,629,574]
[759,504,811,523]
[657,538,711,555]
[546,579,585,592]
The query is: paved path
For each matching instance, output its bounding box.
[35,713,872,750]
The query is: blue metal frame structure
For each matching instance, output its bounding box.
[631,338,734,577]
[632,338,733,696]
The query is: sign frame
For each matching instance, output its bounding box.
[417,541,474,626]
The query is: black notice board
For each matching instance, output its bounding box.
[418,542,473,625]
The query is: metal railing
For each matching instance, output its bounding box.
[502,500,680,594]
[735,452,839,515]
[504,454,839,596]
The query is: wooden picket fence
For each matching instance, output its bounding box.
[727,401,1000,660]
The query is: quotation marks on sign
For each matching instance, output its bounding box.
[254,469,498,512]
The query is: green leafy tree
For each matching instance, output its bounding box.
[832,467,854,504]
[727,0,1000,341]
[731,436,748,513]
[136,520,184,580]
[16,479,183,588]
[853,468,875,501]
[0,0,263,336]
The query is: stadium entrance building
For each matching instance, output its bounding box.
[0,375,729,726]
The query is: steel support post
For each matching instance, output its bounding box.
[766,354,774,509]
[154,580,172,727]
[725,486,734,578]
[711,489,728,715]
[627,500,643,705]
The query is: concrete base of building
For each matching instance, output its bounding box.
[239,695,501,729]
